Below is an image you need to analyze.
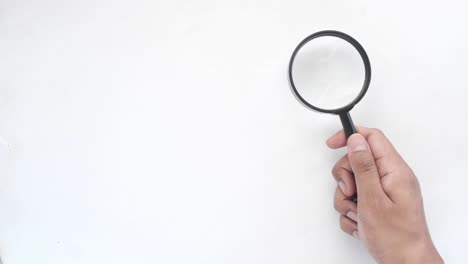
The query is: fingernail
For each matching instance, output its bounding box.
[352,231,360,240]
[338,181,346,194]
[347,134,368,153]
[346,211,357,222]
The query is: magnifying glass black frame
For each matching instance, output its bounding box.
[288,30,371,138]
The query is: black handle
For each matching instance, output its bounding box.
[339,111,359,202]
[339,112,357,138]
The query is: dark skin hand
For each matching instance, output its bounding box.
[327,127,443,264]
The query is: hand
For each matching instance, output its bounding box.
[327,127,443,264]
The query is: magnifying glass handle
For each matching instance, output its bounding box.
[339,112,357,138]
[339,111,359,202]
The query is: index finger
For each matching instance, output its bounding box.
[326,127,410,178]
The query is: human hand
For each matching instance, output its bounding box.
[327,127,443,264]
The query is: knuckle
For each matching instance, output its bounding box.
[381,176,398,190]
[339,215,350,232]
[332,167,346,181]
[407,175,420,189]
[332,168,346,183]
[407,170,421,190]
[331,163,339,177]
[339,216,346,230]
[332,156,350,180]
[333,190,347,213]
[355,157,375,173]
[367,128,386,144]
[333,200,340,212]
[370,128,384,137]
[331,156,347,177]
[333,191,342,210]
[402,176,422,199]
[334,200,343,213]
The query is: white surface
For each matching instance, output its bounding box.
[0,0,467,263]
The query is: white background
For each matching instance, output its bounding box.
[1,0,467,263]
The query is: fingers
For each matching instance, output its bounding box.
[327,127,410,178]
[326,129,347,149]
[327,127,414,202]
[347,134,386,201]
[334,186,358,220]
[327,127,395,157]
[327,127,402,163]
[340,215,359,238]
[331,155,356,197]
[334,186,359,238]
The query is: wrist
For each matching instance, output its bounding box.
[408,243,443,264]
[388,239,443,264]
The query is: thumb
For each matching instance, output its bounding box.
[347,134,385,200]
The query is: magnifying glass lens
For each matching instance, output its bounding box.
[291,36,366,110]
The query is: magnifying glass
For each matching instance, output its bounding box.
[288,30,371,138]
